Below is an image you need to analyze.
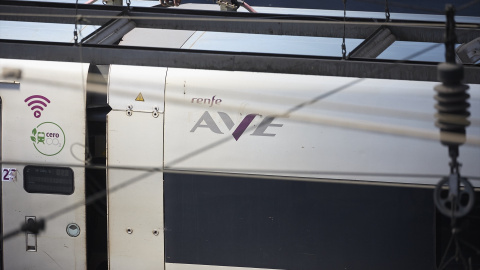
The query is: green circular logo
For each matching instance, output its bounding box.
[30,122,66,156]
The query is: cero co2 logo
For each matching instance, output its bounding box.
[30,122,66,156]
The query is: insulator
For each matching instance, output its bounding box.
[434,62,470,146]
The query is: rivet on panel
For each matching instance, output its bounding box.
[152,106,160,118]
[126,105,133,116]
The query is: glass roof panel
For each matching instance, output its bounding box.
[0,21,98,43]
[377,41,453,63]
[183,32,363,57]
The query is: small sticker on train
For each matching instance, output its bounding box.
[30,122,66,156]
[2,168,17,181]
[135,92,145,102]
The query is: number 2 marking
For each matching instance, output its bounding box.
[2,169,8,181]
[2,168,16,181]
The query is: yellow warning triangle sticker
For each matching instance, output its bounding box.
[135,92,145,102]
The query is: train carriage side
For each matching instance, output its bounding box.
[106,64,480,270]
[0,59,87,269]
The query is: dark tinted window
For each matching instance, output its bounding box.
[24,166,74,195]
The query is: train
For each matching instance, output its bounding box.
[1,56,478,269]
[1,2,480,270]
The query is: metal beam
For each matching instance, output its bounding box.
[350,26,396,58]
[0,1,118,26]
[456,37,480,64]
[1,39,479,83]
[83,17,136,45]
[1,1,479,43]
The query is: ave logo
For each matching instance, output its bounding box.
[190,111,283,141]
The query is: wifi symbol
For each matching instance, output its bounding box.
[25,95,51,118]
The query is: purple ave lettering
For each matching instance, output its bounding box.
[190,111,283,141]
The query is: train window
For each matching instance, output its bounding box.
[24,166,74,195]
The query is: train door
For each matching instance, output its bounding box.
[106,65,166,269]
[0,59,86,269]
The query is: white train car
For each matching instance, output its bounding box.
[1,2,480,270]
[105,65,480,270]
[1,55,479,270]
[0,59,87,269]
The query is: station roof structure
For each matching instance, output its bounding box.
[0,0,479,82]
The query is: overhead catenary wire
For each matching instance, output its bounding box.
[3,69,480,131]
[5,160,479,182]
[457,0,480,13]
[3,66,480,129]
